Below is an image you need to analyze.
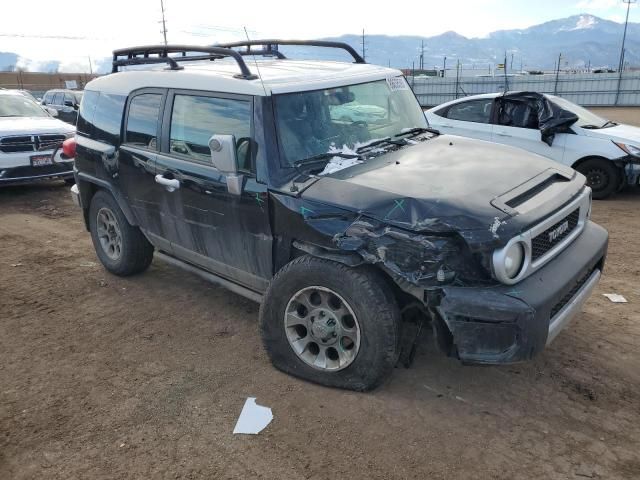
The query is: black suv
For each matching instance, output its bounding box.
[42,89,83,124]
[70,42,608,391]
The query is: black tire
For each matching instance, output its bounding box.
[259,256,401,391]
[576,158,620,200]
[89,190,154,276]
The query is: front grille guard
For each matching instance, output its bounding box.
[492,187,592,285]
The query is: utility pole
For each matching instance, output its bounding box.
[617,0,636,73]
[87,55,93,75]
[554,53,562,95]
[510,52,514,70]
[442,56,447,77]
[420,40,424,70]
[160,0,168,46]
[361,29,366,62]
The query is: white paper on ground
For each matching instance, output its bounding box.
[233,397,273,435]
[603,293,628,303]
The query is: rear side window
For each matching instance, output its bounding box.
[43,93,54,105]
[76,90,99,135]
[52,92,63,105]
[444,99,493,124]
[125,94,162,149]
[92,93,127,144]
[169,94,252,168]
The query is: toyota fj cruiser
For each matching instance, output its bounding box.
[70,41,608,391]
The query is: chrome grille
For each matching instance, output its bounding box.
[0,134,66,153]
[531,208,580,261]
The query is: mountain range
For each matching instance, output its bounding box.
[1,14,638,73]
[284,14,639,71]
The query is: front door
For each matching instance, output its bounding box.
[437,97,495,142]
[154,90,272,293]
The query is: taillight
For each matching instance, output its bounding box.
[62,137,76,158]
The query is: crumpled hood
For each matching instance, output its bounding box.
[579,123,640,146]
[301,135,578,240]
[0,117,75,137]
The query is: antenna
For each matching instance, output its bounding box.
[361,29,366,62]
[243,27,268,97]
[159,0,168,45]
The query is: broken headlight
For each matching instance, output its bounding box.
[614,141,640,158]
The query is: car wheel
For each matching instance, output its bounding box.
[260,255,401,391]
[576,158,620,200]
[89,190,154,276]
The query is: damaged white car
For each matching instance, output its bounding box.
[426,92,640,199]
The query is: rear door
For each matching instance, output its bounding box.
[432,98,495,141]
[492,99,566,161]
[118,88,174,252]
[154,89,272,292]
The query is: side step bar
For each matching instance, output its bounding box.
[155,252,263,304]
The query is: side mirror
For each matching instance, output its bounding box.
[45,107,58,117]
[208,134,244,195]
[64,100,74,107]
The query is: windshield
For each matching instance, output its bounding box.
[0,94,49,118]
[548,95,609,128]
[274,77,427,167]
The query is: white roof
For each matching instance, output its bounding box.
[86,58,401,97]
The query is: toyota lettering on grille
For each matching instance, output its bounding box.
[548,220,569,243]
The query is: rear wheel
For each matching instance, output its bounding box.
[576,158,620,200]
[89,190,154,276]
[260,256,401,391]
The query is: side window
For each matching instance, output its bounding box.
[76,90,99,136]
[125,93,162,149]
[169,94,252,171]
[64,93,75,106]
[92,93,127,144]
[497,100,539,129]
[445,99,493,124]
[52,92,63,105]
[44,93,54,105]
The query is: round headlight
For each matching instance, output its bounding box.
[504,242,525,279]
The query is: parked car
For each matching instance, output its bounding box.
[425,92,640,199]
[41,89,83,124]
[70,42,607,391]
[0,90,75,186]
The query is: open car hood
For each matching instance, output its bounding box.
[300,135,582,242]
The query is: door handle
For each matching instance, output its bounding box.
[155,174,180,192]
[495,131,510,137]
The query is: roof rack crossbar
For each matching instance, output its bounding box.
[216,39,366,64]
[111,45,258,79]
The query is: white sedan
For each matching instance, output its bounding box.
[425,92,640,199]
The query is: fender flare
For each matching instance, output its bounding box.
[76,172,138,229]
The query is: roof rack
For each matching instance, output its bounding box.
[111,45,258,79]
[216,39,366,64]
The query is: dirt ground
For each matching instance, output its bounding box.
[588,107,639,126]
[1,178,639,479]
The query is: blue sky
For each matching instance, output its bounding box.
[1,0,637,72]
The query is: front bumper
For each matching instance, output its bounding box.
[435,220,608,364]
[0,150,73,185]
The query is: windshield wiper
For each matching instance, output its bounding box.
[581,124,600,129]
[293,152,359,168]
[601,120,618,128]
[355,137,409,153]
[394,127,440,138]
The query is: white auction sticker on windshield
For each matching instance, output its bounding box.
[386,76,409,91]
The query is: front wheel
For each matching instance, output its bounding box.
[576,158,620,200]
[259,256,401,391]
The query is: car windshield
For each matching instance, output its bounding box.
[274,77,427,167]
[548,95,610,129]
[0,94,49,118]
